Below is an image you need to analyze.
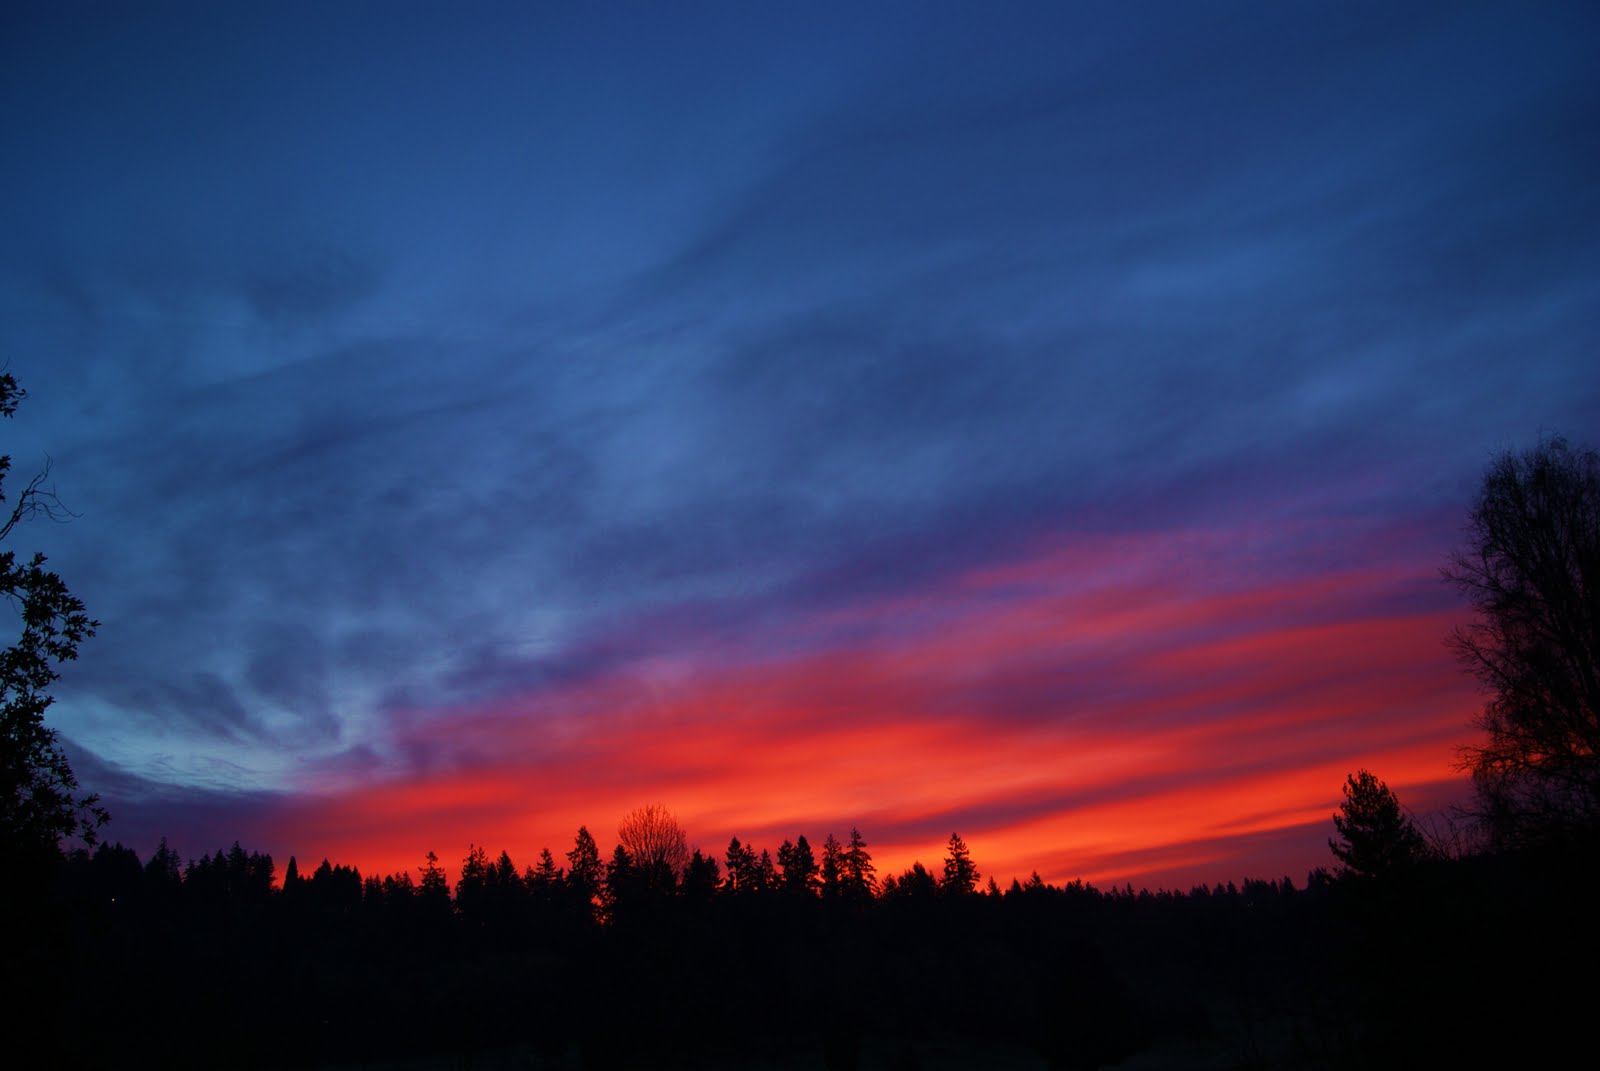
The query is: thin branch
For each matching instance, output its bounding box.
[0,457,82,543]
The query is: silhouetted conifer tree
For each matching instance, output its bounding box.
[565,827,602,921]
[1329,770,1428,879]
[884,861,937,901]
[603,844,635,922]
[820,833,843,898]
[456,843,490,920]
[724,836,757,894]
[842,827,876,901]
[146,836,182,897]
[778,835,820,896]
[682,848,721,902]
[419,850,450,912]
[941,833,979,896]
[754,848,776,893]
[527,848,562,905]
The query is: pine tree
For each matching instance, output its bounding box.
[820,833,843,898]
[419,849,451,912]
[842,827,876,901]
[723,836,756,893]
[527,847,562,906]
[778,835,819,896]
[456,843,490,919]
[1329,770,1428,879]
[565,826,602,921]
[682,848,721,902]
[603,844,636,922]
[940,832,979,896]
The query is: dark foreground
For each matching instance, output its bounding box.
[13,845,1594,1070]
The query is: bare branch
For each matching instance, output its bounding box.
[0,457,82,544]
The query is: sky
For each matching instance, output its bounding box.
[2,1,1596,891]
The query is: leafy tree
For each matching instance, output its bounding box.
[1328,770,1427,879]
[0,371,103,861]
[941,832,979,896]
[1443,435,1600,847]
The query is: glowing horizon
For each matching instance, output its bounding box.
[199,515,1481,892]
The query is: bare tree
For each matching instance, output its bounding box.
[616,803,689,885]
[1444,434,1600,848]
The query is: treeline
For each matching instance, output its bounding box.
[17,822,1595,1070]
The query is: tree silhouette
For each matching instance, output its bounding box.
[526,848,562,906]
[146,836,182,901]
[941,833,979,896]
[778,835,819,896]
[0,371,103,862]
[565,826,602,920]
[884,861,938,901]
[820,833,843,898]
[1328,770,1427,879]
[682,847,721,902]
[1444,435,1600,848]
[602,843,636,921]
[418,850,450,911]
[617,803,688,891]
[456,843,490,920]
[723,835,757,894]
[842,827,876,901]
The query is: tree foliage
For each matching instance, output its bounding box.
[0,371,103,861]
[1328,770,1427,879]
[1444,435,1600,847]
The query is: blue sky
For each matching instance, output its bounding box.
[3,1,1596,887]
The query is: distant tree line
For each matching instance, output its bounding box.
[15,800,1596,1070]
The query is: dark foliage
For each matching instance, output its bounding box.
[0,372,103,865]
[1445,434,1600,848]
[1328,770,1428,879]
[17,815,1592,1070]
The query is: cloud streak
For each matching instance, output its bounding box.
[103,511,1475,888]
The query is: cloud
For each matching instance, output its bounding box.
[170,510,1478,886]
